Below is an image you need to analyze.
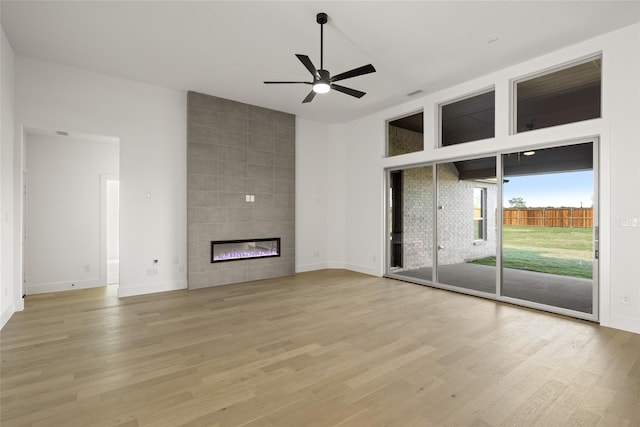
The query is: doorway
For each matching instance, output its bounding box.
[103,177,120,286]
[23,129,120,294]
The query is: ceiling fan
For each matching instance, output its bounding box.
[264,12,376,103]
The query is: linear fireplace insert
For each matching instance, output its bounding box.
[211,238,281,263]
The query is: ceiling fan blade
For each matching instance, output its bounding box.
[264,81,312,84]
[332,84,366,98]
[296,54,320,79]
[302,90,316,103]
[331,64,376,83]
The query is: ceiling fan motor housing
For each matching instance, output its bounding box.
[317,69,330,83]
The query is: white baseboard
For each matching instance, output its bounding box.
[1,302,15,330]
[295,262,329,273]
[345,263,381,277]
[326,261,347,269]
[117,280,188,298]
[26,279,103,295]
[603,315,640,335]
[295,263,381,277]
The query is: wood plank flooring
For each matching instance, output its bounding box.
[1,269,639,426]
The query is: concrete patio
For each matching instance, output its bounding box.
[390,262,593,314]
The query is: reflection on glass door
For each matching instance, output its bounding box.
[501,142,596,314]
[436,158,497,294]
[387,165,433,282]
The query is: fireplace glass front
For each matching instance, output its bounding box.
[211,238,281,263]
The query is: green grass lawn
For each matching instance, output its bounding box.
[470,226,593,279]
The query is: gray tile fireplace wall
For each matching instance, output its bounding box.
[187,91,295,289]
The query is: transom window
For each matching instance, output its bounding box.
[439,89,495,147]
[387,111,424,157]
[513,56,602,133]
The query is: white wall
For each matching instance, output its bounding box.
[326,124,348,269]
[25,133,118,294]
[329,24,640,334]
[295,118,329,272]
[344,117,385,276]
[295,119,348,272]
[15,57,187,298]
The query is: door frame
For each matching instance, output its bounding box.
[100,174,119,287]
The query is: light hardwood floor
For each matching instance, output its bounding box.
[1,270,639,426]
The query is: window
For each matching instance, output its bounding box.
[440,89,495,147]
[387,111,423,157]
[514,56,601,133]
[473,187,486,241]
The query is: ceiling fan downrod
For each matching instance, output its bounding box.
[317,12,327,71]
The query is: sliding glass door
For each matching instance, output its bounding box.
[386,141,598,319]
[387,165,434,282]
[501,142,597,314]
[435,158,497,295]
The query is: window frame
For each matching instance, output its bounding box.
[437,86,495,149]
[473,186,487,242]
[510,53,603,135]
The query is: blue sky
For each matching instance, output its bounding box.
[503,170,594,208]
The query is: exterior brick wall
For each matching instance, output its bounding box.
[388,125,423,156]
[394,163,497,272]
[436,163,497,266]
[401,166,434,269]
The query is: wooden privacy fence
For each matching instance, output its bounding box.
[503,208,593,228]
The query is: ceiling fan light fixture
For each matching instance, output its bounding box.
[313,69,331,93]
[313,81,330,94]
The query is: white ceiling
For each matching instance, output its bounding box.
[2,1,639,124]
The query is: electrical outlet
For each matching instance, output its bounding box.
[621,218,640,227]
[84,264,91,272]
[621,295,631,305]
